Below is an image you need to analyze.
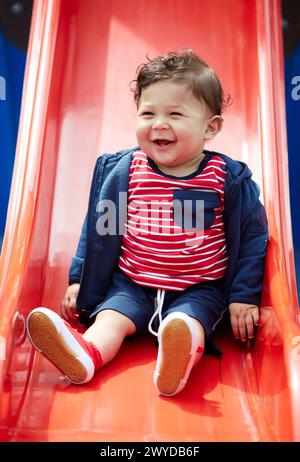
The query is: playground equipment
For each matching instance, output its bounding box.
[0,0,299,441]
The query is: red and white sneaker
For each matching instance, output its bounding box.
[154,312,204,396]
[26,307,102,384]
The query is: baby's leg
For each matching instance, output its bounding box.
[26,307,135,385]
[154,312,205,397]
[189,317,206,348]
[83,309,136,365]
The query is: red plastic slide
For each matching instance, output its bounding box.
[1,0,300,441]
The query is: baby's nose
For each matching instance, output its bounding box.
[152,118,170,130]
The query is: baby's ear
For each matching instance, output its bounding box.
[205,115,223,141]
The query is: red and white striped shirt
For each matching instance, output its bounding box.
[118,150,228,291]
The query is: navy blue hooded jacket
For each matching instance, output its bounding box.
[69,148,268,325]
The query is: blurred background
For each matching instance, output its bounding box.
[283,0,300,293]
[0,0,33,250]
[0,0,299,293]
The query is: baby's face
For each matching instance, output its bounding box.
[136,80,214,175]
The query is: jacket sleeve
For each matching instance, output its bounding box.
[228,185,269,306]
[68,215,87,285]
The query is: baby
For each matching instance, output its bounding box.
[26,50,268,396]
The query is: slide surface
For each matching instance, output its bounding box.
[1,0,300,442]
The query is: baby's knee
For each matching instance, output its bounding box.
[95,309,136,335]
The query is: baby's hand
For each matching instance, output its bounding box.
[60,283,80,322]
[229,303,259,342]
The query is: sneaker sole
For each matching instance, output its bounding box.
[27,309,94,384]
[156,318,192,396]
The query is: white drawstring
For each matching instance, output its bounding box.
[148,289,166,337]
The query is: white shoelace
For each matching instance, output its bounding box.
[148,289,166,337]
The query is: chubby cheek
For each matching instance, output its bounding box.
[136,124,150,146]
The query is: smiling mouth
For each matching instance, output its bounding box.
[153,139,175,147]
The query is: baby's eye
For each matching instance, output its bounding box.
[141,111,154,116]
[170,112,183,116]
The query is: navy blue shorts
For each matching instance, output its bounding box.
[90,270,227,339]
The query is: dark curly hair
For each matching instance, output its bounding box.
[131,49,232,115]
